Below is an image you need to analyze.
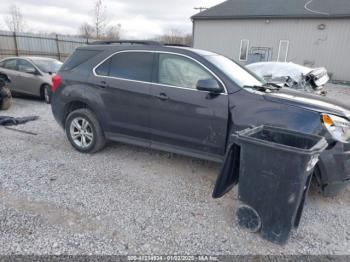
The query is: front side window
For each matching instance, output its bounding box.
[3,59,17,70]
[17,59,36,73]
[105,52,154,82]
[158,53,214,89]
[31,59,62,73]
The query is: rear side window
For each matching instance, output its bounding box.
[96,52,154,82]
[95,59,110,76]
[61,49,101,71]
[3,59,17,70]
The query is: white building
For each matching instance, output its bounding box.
[192,0,350,81]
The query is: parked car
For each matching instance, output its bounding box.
[51,41,350,197]
[0,57,63,103]
[246,62,329,95]
[0,71,11,110]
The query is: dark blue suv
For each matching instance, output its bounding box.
[51,41,350,197]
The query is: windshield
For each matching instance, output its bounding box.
[205,55,265,88]
[31,59,63,73]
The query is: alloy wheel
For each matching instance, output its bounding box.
[69,117,94,149]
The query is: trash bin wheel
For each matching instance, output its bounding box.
[237,205,261,233]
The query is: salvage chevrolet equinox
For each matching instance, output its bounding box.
[51,40,350,197]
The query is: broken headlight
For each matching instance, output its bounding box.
[322,114,350,143]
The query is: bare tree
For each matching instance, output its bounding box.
[104,24,122,40]
[4,4,26,32]
[93,0,108,39]
[79,22,95,39]
[79,0,122,40]
[156,28,193,46]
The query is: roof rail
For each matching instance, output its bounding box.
[88,40,162,46]
[164,43,191,48]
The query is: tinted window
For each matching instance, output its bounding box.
[4,59,17,70]
[158,54,213,89]
[17,59,36,73]
[95,59,110,76]
[0,61,4,67]
[62,49,101,71]
[109,52,153,82]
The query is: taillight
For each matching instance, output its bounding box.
[52,74,62,92]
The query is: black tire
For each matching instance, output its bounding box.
[42,85,51,104]
[65,108,106,153]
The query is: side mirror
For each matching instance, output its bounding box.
[196,79,223,93]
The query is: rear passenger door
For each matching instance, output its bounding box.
[93,51,155,145]
[0,59,21,92]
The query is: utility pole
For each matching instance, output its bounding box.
[194,7,208,12]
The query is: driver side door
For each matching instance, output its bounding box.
[149,53,229,160]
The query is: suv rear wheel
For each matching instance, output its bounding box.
[65,108,106,153]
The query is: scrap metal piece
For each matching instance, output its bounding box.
[0,116,39,126]
[246,62,330,95]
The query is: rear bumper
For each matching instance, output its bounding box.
[50,93,65,129]
[318,142,350,196]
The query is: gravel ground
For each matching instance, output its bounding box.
[0,85,350,255]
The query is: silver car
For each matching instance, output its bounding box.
[0,57,62,103]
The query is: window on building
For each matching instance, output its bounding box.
[277,40,289,62]
[239,39,249,61]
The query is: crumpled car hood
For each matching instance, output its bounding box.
[265,88,350,119]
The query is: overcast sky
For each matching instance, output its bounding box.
[0,0,223,38]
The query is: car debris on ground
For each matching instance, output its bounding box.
[246,62,330,95]
[0,115,39,126]
[0,72,12,111]
[0,71,38,126]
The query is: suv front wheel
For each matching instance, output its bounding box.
[65,108,106,153]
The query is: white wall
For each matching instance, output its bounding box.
[193,18,350,81]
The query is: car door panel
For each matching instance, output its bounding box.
[16,59,42,96]
[1,59,21,93]
[150,85,228,156]
[92,51,155,141]
[149,53,229,157]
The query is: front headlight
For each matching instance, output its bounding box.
[322,114,350,143]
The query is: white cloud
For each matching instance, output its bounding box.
[0,0,224,37]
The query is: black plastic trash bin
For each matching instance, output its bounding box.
[230,126,327,244]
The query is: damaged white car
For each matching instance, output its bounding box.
[246,62,330,95]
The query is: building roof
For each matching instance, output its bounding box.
[192,0,350,20]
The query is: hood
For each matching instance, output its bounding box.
[265,88,350,119]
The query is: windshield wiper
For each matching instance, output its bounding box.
[263,82,283,89]
[244,82,282,93]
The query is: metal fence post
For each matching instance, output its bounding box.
[13,32,19,56]
[56,34,61,61]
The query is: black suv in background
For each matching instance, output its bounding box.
[51,41,350,197]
